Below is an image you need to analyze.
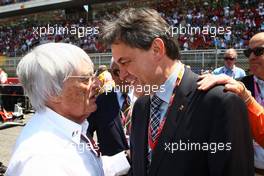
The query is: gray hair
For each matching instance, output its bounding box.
[17,43,94,111]
[101,8,180,60]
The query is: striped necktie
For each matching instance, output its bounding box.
[148,94,163,163]
[150,94,163,143]
[121,93,131,134]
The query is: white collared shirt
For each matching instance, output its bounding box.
[212,65,246,79]
[154,62,185,120]
[6,107,104,176]
[147,62,185,160]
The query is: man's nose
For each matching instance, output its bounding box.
[119,67,129,81]
[90,77,100,91]
[249,53,257,61]
[91,77,101,95]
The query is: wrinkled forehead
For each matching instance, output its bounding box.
[74,60,94,76]
[249,34,264,48]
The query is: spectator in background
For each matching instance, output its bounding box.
[212,48,246,79]
[88,60,136,156]
[0,68,7,84]
[97,65,115,93]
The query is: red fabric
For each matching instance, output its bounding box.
[247,100,264,147]
[7,77,19,84]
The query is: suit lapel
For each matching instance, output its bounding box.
[112,92,129,147]
[132,95,150,176]
[149,68,198,175]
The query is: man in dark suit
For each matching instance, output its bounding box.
[88,61,134,156]
[241,32,264,175]
[102,8,254,176]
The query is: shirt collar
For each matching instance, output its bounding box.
[127,90,134,102]
[223,65,235,72]
[44,107,88,145]
[156,62,184,104]
[116,90,123,103]
[116,89,133,102]
[254,76,264,90]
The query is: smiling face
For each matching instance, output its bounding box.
[50,61,99,124]
[111,41,160,88]
[249,33,264,80]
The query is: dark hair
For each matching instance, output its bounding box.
[101,8,180,60]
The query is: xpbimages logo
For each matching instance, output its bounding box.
[165,24,231,38]
[164,140,232,154]
[33,24,99,38]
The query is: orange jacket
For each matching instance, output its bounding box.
[247,98,264,147]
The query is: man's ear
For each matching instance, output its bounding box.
[151,38,166,61]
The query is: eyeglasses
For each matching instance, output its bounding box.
[224,57,236,61]
[66,75,95,83]
[111,69,120,77]
[244,47,264,58]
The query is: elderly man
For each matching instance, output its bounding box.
[212,48,246,79]
[242,32,264,175]
[102,8,253,176]
[6,43,130,176]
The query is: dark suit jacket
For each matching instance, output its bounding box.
[241,75,254,97]
[88,91,129,156]
[130,68,254,176]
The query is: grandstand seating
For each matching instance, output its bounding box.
[0,0,263,57]
[0,0,29,6]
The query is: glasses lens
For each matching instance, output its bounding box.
[65,75,94,84]
[224,57,235,61]
[244,48,252,58]
[254,47,264,56]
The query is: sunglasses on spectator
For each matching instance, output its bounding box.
[111,69,120,77]
[244,47,264,58]
[224,57,236,61]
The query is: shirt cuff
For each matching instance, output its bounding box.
[101,151,130,176]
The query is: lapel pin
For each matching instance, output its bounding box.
[179,105,184,111]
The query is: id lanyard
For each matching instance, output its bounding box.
[148,64,185,151]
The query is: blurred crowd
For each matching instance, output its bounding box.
[0,18,103,57]
[0,0,263,56]
[158,0,264,50]
[0,0,29,6]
